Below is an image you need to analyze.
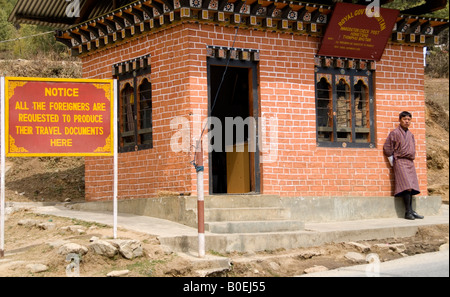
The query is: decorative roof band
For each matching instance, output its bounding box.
[55,0,449,57]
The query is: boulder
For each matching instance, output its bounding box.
[304,265,329,274]
[26,263,49,273]
[346,242,371,253]
[268,262,280,271]
[18,219,40,228]
[89,236,99,242]
[89,240,118,258]
[60,225,86,234]
[439,243,449,251]
[109,239,143,260]
[374,243,406,253]
[58,243,88,256]
[344,252,366,263]
[107,270,130,277]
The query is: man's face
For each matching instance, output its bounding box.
[399,116,412,130]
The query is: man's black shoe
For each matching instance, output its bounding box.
[405,212,415,220]
[412,211,424,219]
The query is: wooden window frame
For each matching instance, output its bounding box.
[115,65,153,153]
[315,67,375,148]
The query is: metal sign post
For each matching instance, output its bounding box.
[113,79,118,239]
[1,77,5,258]
[195,140,205,258]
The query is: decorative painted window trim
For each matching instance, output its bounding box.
[206,45,260,61]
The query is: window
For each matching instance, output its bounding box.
[315,67,375,148]
[113,55,152,152]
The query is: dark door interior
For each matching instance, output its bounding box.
[209,65,256,194]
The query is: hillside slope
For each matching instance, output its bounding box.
[425,78,449,203]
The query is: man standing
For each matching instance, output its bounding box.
[383,111,424,220]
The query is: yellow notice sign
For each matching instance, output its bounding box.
[5,77,114,157]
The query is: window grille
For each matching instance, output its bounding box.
[315,67,375,148]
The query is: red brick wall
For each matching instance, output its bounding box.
[83,25,194,201]
[375,44,427,196]
[82,22,427,201]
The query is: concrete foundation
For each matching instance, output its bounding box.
[35,198,447,254]
[69,195,442,228]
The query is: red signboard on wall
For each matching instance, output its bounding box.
[5,77,114,157]
[318,3,399,61]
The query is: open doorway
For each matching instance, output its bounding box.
[208,60,260,194]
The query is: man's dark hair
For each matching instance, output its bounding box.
[399,111,412,119]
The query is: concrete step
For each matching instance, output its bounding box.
[205,207,290,222]
[186,195,282,210]
[205,220,305,234]
[177,253,231,277]
[204,195,282,208]
[159,222,426,254]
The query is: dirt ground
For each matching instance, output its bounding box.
[1,77,449,277]
[0,208,191,277]
[0,208,448,277]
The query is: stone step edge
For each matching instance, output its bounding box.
[205,207,291,221]
[205,220,305,233]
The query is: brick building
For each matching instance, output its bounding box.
[9,0,449,204]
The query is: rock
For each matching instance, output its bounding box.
[297,250,322,259]
[18,219,40,228]
[58,243,88,256]
[390,243,406,253]
[374,243,406,253]
[5,206,20,216]
[268,262,280,271]
[89,240,118,258]
[26,264,49,273]
[439,243,449,251]
[161,245,173,255]
[60,225,86,234]
[304,265,329,274]
[346,242,371,253]
[109,239,143,260]
[38,222,56,231]
[90,236,99,242]
[107,270,130,277]
[374,243,391,250]
[344,252,366,263]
